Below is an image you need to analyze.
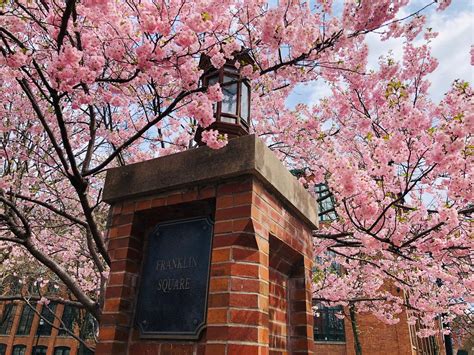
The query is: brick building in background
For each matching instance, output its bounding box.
[0,279,95,355]
[0,176,448,355]
[311,182,448,355]
[312,296,446,355]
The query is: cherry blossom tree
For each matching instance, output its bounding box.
[258,11,472,338]
[1,0,471,344]
[451,308,473,349]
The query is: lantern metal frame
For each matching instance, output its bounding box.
[195,51,253,145]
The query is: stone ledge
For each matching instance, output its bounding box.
[103,135,318,229]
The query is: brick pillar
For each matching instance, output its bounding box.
[96,201,140,354]
[97,135,318,354]
[205,179,270,354]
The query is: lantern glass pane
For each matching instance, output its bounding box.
[240,83,250,123]
[223,74,236,84]
[224,66,239,74]
[221,116,236,124]
[207,75,218,86]
[207,75,219,113]
[222,83,238,114]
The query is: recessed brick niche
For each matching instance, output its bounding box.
[97,135,317,354]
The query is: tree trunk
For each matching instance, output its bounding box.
[349,303,363,355]
[444,331,453,355]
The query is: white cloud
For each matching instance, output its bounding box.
[365,1,473,102]
[286,1,473,108]
[286,81,332,108]
[424,10,473,101]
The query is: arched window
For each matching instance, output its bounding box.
[54,346,71,355]
[12,345,26,355]
[32,346,47,355]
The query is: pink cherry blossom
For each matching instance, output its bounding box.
[201,129,228,149]
[0,0,468,345]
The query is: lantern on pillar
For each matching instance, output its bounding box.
[194,50,253,146]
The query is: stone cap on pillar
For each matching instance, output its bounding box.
[103,134,318,229]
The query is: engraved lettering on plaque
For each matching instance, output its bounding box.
[135,217,213,339]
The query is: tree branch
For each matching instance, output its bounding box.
[84,86,206,176]
[56,0,75,51]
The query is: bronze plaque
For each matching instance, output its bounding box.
[135,217,213,339]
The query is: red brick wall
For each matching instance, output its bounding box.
[313,305,447,355]
[97,176,315,354]
[268,268,288,353]
[314,342,347,355]
[351,312,414,355]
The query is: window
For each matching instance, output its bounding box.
[315,183,337,221]
[287,171,337,222]
[32,346,47,355]
[79,312,96,340]
[10,279,22,294]
[408,315,441,355]
[12,345,26,355]
[313,303,345,342]
[16,303,36,335]
[0,343,6,355]
[78,344,94,355]
[0,303,17,334]
[314,250,342,276]
[2,276,22,295]
[47,283,60,295]
[54,347,71,355]
[58,306,78,336]
[28,282,40,296]
[36,303,57,336]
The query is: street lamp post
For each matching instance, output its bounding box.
[34,318,45,353]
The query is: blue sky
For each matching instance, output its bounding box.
[286,0,474,108]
